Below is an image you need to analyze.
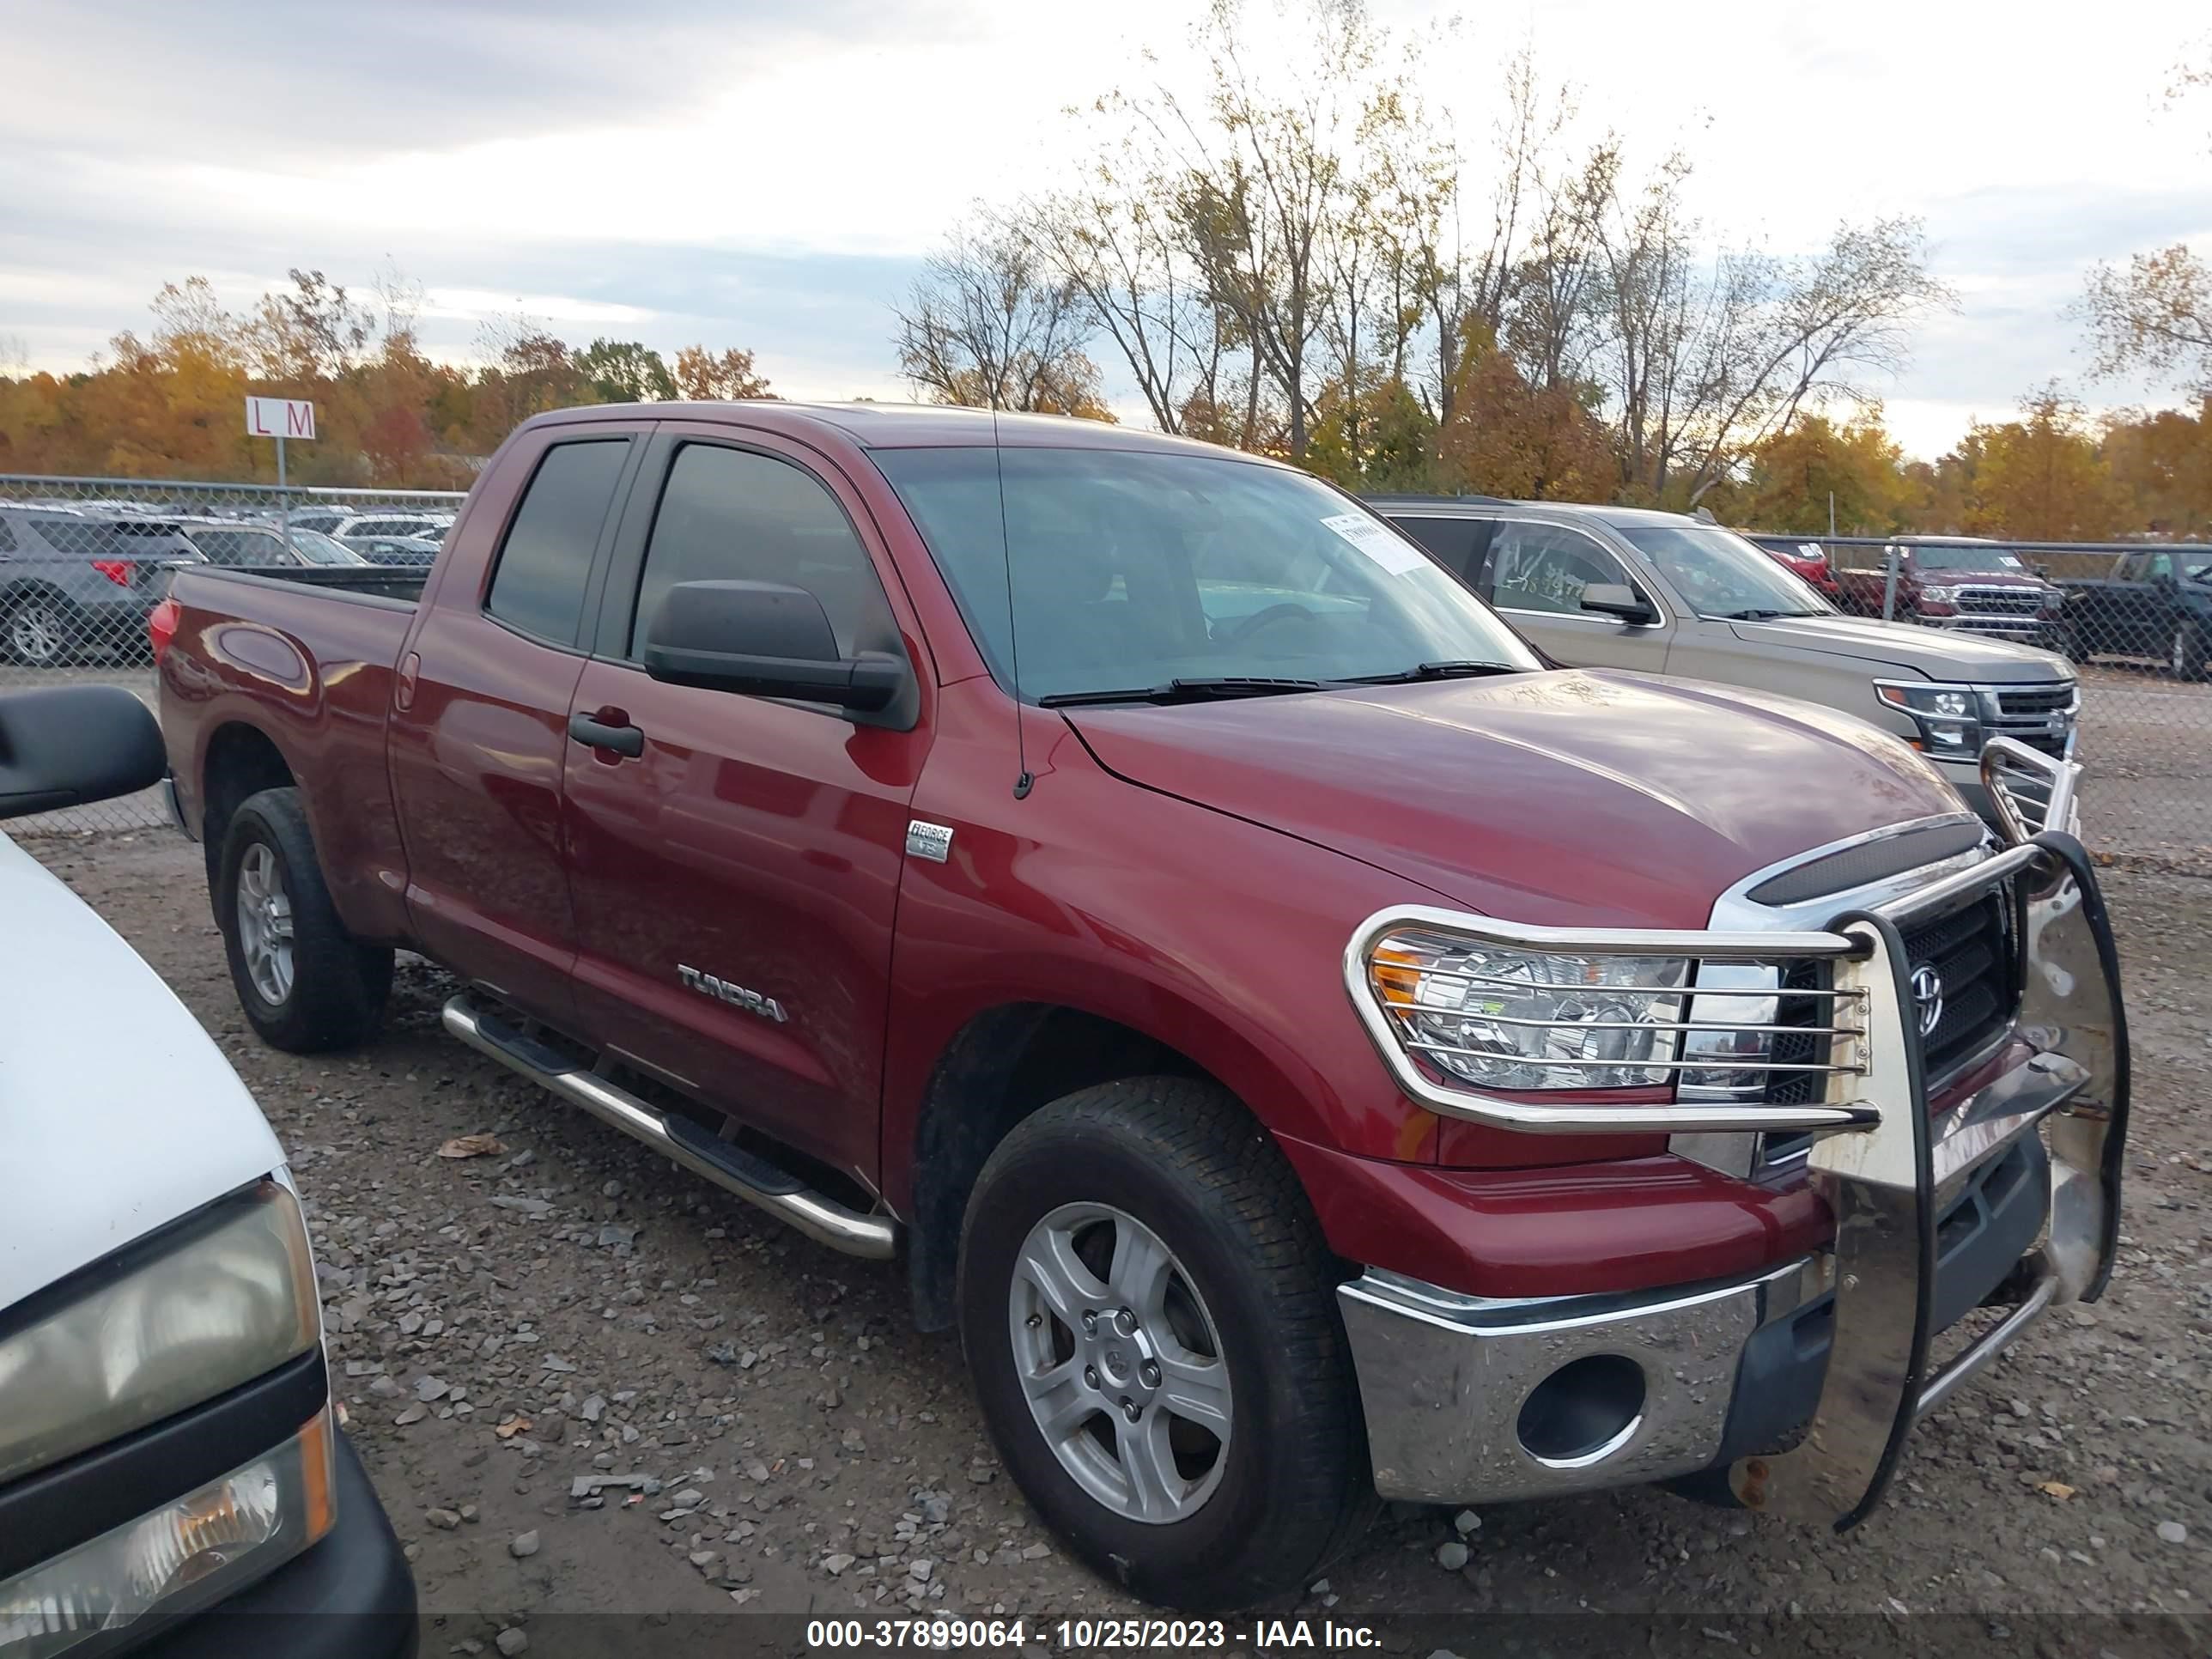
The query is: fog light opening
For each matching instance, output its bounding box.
[1516,1353,1647,1468]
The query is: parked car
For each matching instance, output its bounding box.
[2052,545,2212,679]
[0,684,417,1657]
[1373,497,2079,826]
[1741,532,1843,600]
[327,514,452,554]
[0,508,202,666]
[282,508,358,538]
[156,403,2127,1611]
[175,520,373,569]
[346,534,444,569]
[1831,535,2066,646]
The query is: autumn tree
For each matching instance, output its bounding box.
[1729,412,1916,534]
[1967,386,2121,540]
[1434,322,1611,500]
[577,339,678,403]
[671,345,775,402]
[893,216,1105,415]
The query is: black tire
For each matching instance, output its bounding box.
[217,787,392,1052]
[2168,622,2208,683]
[1,588,83,667]
[957,1079,1374,1611]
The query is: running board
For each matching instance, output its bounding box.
[441,994,898,1261]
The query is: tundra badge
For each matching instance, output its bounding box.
[678,964,787,1024]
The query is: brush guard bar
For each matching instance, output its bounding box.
[1345,750,2125,1532]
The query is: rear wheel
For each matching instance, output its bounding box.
[1,590,80,666]
[957,1079,1372,1610]
[218,787,392,1052]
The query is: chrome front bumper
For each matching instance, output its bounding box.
[1340,767,2127,1527]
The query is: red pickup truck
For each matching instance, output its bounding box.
[1832,535,2067,647]
[155,403,2130,1610]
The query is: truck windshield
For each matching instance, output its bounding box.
[1613,523,1833,620]
[875,447,1541,702]
[1909,544,2026,571]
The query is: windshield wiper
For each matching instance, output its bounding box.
[1713,608,1824,621]
[1346,660,1524,684]
[1038,677,1333,708]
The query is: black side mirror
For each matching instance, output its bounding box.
[1580,582,1661,625]
[0,685,166,821]
[643,580,906,713]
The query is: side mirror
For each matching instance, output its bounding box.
[1580,583,1661,625]
[643,580,905,713]
[0,685,166,821]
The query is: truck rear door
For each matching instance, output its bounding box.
[558,425,931,1188]
[386,425,645,1029]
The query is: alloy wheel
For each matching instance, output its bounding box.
[235,842,296,1004]
[1006,1202,1233,1524]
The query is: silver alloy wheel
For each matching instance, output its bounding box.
[235,842,296,1005]
[1007,1201,1233,1525]
[7,601,63,664]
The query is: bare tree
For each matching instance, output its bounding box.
[2078,246,2212,392]
[893,215,1099,413]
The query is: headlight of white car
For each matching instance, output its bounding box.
[1366,929,1690,1089]
[0,1181,319,1486]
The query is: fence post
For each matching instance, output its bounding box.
[1881,543,1899,621]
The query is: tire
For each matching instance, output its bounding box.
[957,1079,1374,1610]
[2168,622,2208,683]
[1,589,82,667]
[217,787,393,1052]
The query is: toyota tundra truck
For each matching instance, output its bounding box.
[152,403,2130,1611]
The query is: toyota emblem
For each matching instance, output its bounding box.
[1908,964,1945,1036]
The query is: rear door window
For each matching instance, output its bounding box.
[1389,515,1493,583]
[485,440,631,646]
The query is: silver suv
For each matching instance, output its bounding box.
[1373,497,2079,825]
[0,509,201,667]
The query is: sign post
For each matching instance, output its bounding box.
[246,398,316,546]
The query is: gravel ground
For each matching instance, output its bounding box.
[23,831,2212,1655]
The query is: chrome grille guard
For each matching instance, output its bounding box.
[1343,829,2129,1534]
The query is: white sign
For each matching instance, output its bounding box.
[245,397,316,441]
[1321,512,1426,575]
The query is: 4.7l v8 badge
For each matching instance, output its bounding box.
[678,964,788,1024]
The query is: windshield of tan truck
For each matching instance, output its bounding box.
[1614,521,1835,620]
[876,447,1542,702]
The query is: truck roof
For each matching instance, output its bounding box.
[525,399,1265,459]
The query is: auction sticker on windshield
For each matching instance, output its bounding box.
[1322,512,1428,575]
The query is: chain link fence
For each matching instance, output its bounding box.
[1746,533,2212,872]
[0,474,464,834]
[3,476,2205,872]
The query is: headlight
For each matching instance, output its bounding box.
[0,1409,336,1659]
[1875,683,1984,757]
[0,1182,319,1486]
[1368,929,1689,1089]
[1918,584,1957,604]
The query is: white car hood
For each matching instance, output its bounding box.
[0,834,282,1314]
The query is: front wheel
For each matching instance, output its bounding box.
[957,1079,1373,1610]
[217,787,393,1052]
[1,591,81,666]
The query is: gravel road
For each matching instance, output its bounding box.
[25,832,2210,1656]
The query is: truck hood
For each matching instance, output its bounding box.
[0,834,283,1315]
[1729,613,2070,683]
[1063,669,1966,929]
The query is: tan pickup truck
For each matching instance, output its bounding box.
[1373,497,2080,829]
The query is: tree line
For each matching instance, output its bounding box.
[3,4,2207,541]
[0,270,775,489]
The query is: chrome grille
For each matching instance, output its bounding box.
[1954,586,2046,616]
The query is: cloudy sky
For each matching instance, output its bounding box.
[3,0,2207,459]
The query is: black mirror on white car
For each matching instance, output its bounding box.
[643,580,904,713]
[1580,583,1661,625]
[0,685,166,821]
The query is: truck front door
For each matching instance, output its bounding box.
[559,428,929,1187]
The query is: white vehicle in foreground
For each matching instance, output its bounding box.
[0,685,416,1659]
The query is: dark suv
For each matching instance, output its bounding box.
[0,509,202,666]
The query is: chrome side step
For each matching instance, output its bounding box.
[441,994,898,1261]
